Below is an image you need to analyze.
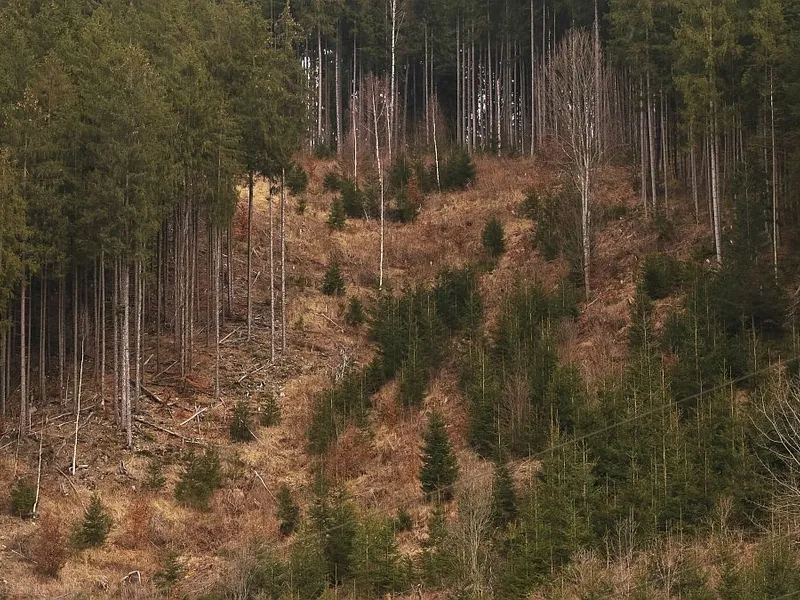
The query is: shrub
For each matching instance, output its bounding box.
[328,196,346,230]
[277,484,301,536]
[323,170,343,192]
[642,253,682,300]
[144,458,166,491]
[230,400,254,442]
[154,550,183,594]
[322,260,346,296]
[10,480,36,517]
[73,494,112,549]
[420,412,459,502]
[260,392,281,427]
[344,297,366,326]
[175,449,223,510]
[31,516,67,577]
[295,196,307,215]
[285,162,308,194]
[482,217,506,257]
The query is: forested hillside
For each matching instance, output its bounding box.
[1,0,800,598]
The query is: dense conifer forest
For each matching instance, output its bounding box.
[2,0,800,598]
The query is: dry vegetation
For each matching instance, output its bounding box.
[0,154,702,598]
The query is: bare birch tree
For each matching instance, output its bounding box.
[550,29,607,298]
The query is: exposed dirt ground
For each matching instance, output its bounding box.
[0,155,707,598]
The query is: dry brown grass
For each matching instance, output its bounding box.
[0,152,711,597]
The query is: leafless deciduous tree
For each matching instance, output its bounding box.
[755,375,800,517]
[451,464,494,597]
[550,29,608,298]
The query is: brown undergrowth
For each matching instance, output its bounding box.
[0,154,706,598]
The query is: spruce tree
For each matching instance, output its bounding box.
[144,458,167,491]
[328,196,346,230]
[420,411,459,502]
[482,217,506,257]
[260,392,282,427]
[322,260,346,296]
[492,460,518,527]
[74,494,112,549]
[277,484,301,536]
[230,400,254,442]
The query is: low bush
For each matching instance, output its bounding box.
[31,516,67,577]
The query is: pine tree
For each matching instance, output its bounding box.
[153,550,183,594]
[328,196,347,230]
[420,411,459,502]
[260,392,282,427]
[277,484,301,536]
[144,458,167,491]
[74,494,112,549]
[175,449,223,510]
[482,217,506,257]
[492,460,518,527]
[322,260,346,296]
[230,400,254,442]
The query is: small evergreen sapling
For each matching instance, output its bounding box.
[482,217,506,257]
[420,412,459,502]
[344,297,366,326]
[260,392,281,427]
[175,449,223,510]
[154,549,183,594]
[230,400,254,442]
[322,260,346,296]
[144,458,167,491]
[10,479,36,517]
[277,484,301,536]
[491,460,517,527]
[74,494,112,548]
[328,197,346,230]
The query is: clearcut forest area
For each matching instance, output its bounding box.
[2,1,800,599]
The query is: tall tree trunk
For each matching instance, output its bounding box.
[247,170,254,341]
[20,279,28,434]
[317,27,323,146]
[690,121,699,223]
[121,260,131,448]
[214,226,221,401]
[280,171,287,354]
[372,85,385,290]
[770,67,778,279]
[640,76,648,217]
[39,266,47,407]
[335,27,343,156]
[647,72,657,214]
[660,86,668,213]
[709,105,722,265]
[269,183,275,362]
